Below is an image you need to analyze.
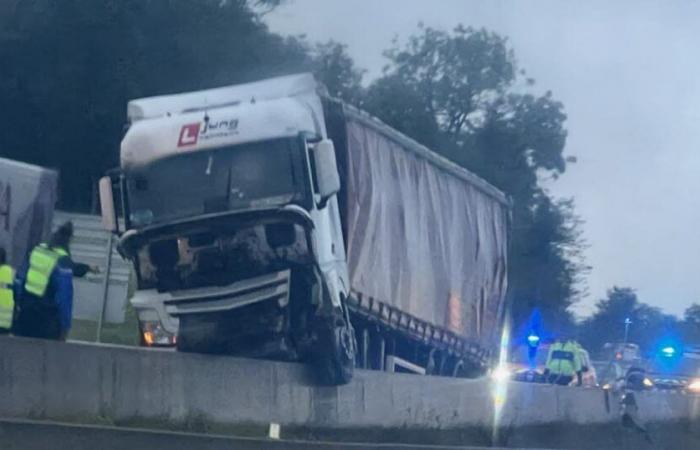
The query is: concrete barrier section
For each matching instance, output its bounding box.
[0,337,698,433]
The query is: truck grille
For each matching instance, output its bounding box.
[163,269,290,316]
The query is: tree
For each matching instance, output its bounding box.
[381,25,516,138]
[681,303,700,344]
[364,75,441,148]
[684,303,700,326]
[365,24,584,331]
[580,287,678,355]
[0,0,310,210]
[510,196,588,331]
[311,40,365,105]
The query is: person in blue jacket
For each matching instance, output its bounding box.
[14,221,96,340]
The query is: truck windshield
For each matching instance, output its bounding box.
[126,137,308,227]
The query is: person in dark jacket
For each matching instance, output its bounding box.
[14,221,96,340]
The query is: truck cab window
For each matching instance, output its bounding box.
[125,137,310,227]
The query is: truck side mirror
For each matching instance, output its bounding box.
[312,139,340,205]
[99,176,118,233]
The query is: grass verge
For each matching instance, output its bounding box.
[69,301,140,346]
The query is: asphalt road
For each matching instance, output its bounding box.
[0,419,557,450]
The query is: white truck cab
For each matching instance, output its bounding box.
[100,74,355,384]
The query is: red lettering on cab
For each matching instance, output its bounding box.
[178,123,200,147]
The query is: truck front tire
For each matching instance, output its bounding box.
[315,323,355,385]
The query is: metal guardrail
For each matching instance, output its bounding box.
[348,291,490,370]
[53,211,130,325]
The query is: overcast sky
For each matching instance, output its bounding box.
[267,0,700,317]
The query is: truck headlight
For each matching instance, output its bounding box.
[643,377,654,388]
[141,321,176,346]
[138,310,176,347]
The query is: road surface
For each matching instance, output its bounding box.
[0,419,555,450]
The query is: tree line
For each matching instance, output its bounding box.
[580,287,700,356]
[0,0,587,334]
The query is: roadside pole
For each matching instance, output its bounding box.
[96,232,114,342]
[623,317,632,345]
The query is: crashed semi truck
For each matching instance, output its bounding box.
[99,73,509,384]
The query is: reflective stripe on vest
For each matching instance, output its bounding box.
[551,350,574,361]
[0,264,14,329]
[24,244,68,298]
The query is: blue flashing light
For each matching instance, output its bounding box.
[661,346,676,357]
[527,334,540,346]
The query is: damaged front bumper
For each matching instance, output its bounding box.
[163,269,291,316]
[132,269,292,347]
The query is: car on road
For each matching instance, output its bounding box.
[647,349,700,393]
[601,342,642,364]
[506,343,549,383]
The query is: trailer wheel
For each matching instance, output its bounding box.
[315,323,355,385]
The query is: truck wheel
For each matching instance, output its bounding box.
[315,324,355,385]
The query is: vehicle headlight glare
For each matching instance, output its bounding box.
[491,366,511,382]
[688,379,700,393]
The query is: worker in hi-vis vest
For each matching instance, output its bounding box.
[0,247,15,334]
[544,335,583,386]
[14,221,97,340]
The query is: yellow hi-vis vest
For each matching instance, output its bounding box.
[0,264,14,330]
[24,244,68,298]
[546,341,582,377]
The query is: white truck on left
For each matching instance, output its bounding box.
[0,157,58,270]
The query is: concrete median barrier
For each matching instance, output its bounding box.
[0,337,698,436]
